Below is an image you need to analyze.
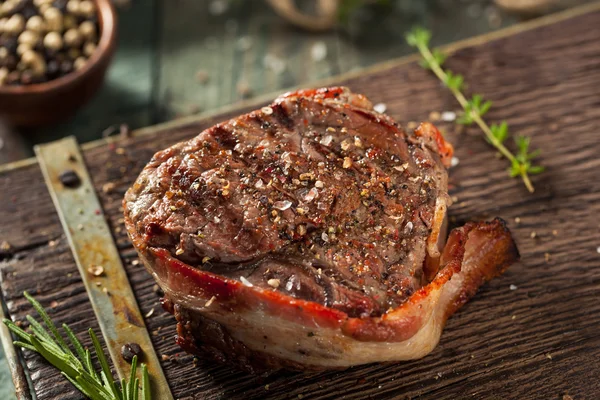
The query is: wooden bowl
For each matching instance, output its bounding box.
[0,0,117,128]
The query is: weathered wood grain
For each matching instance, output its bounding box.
[1,5,600,399]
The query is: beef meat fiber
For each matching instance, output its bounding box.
[124,87,519,372]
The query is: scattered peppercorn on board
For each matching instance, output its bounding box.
[1,4,600,399]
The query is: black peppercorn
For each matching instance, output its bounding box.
[58,169,81,188]
[6,71,21,85]
[1,37,19,55]
[46,59,60,78]
[120,343,143,363]
[59,59,73,75]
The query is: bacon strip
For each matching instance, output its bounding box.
[134,218,518,370]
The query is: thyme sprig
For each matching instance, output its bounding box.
[406,27,543,193]
[2,292,151,400]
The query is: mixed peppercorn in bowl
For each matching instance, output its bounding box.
[0,0,116,126]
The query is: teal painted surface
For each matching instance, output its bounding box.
[0,350,17,400]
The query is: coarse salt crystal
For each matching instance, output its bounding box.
[214,216,221,223]
[311,41,327,62]
[240,276,253,287]
[451,157,460,167]
[304,187,319,202]
[441,111,456,122]
[255,179,264,189]
[285,279,294,291]
[273,200,292,211]
[405,221,413,232]
[320,135,333,146]
[373,103,387,113]
[509,284,518,290]
[315,180,324,188]
[321,232,329,242]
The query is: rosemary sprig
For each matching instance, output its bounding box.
[406,27,544,193]
[2,292,151,400]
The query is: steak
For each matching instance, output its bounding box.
[124,87,519,372]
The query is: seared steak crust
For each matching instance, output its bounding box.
[125,87,452,317]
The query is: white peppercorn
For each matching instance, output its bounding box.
[18,31,40,47]
[66,0,80,15]
[38,3,51,14]
[78,20,95,40]
[43,8,63,32]
[1,2,17,18]
[5,14,25,35]
[16,43,31,56]
[73,56,86,70]
[63,28,82,47]
[25,16,45,33]
[43,31,63,51]
[21,50,46,75]
[79,1,95,18]
[82,41,95,57]
[1,0,99,85]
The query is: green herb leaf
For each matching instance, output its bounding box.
[406,25,543,192]
[528,165,545,174]
[490,121,509,144]
[444,71,464,91]
[406,26,431,47]
[2,294,152,400]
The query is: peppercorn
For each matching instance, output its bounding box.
[6,70,20,85]
[5,14,25,35]
[46,59,59,78]
[25,15,45,33]
[1,0,99,85]
[43,7,63,31]
[18,30,40,47]
[16,43,31,56]
[73,56,85,70]
[82,40,94,57]
[78,0,94,17]
[78,20,95,40]
[66,0,79,15]
[58,169,80,188]
[43,31,62,51]
[59,59,72,74]
[63,28,81,47]
[120,343,143,363]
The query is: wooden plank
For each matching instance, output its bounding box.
[1,4,600,399]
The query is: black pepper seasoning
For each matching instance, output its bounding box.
[58,169,81,188]
[120,343,143,363]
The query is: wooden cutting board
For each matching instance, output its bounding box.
[1,4,600,399]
